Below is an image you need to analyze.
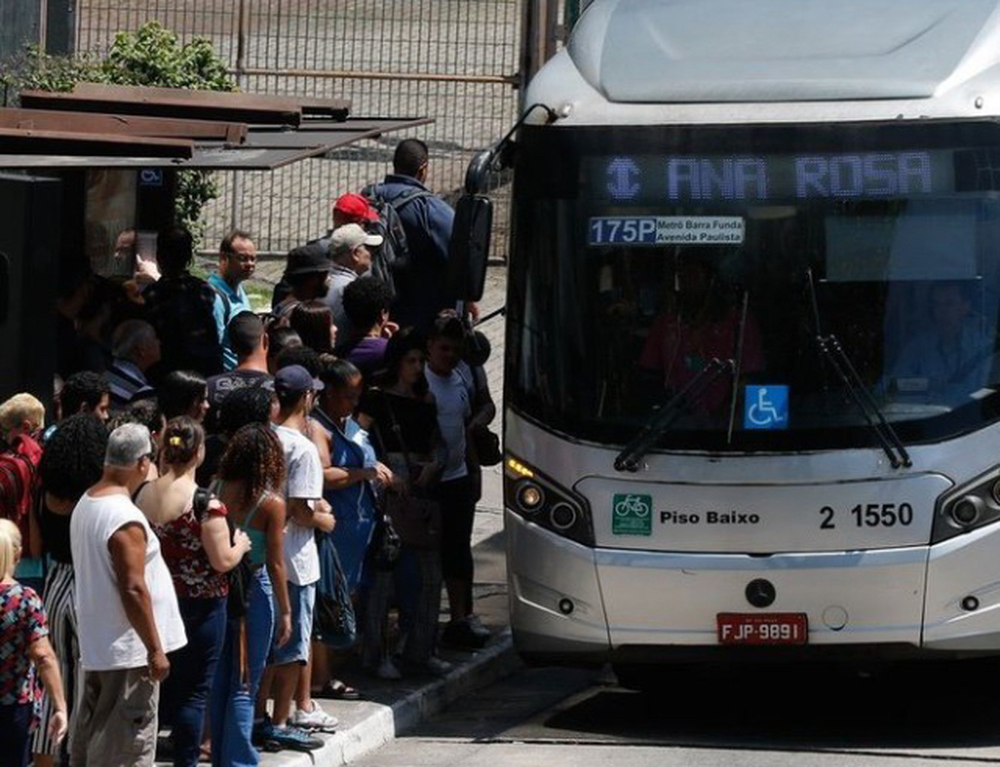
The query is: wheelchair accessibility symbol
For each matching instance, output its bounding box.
[744,385,789,430]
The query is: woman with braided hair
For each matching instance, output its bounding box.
[209,423,291,767]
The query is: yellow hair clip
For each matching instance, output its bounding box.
[168,436,183,446]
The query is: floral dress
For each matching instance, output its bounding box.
[0,581,48,713]
[152,501,229,600]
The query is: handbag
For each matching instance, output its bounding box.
[313,532,357,649]
[380,396,443,551]
[370,512,402,569]
[470,424,502,466]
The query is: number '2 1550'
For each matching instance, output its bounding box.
[818,503,914,529]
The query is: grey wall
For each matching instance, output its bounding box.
[0,0,43,62]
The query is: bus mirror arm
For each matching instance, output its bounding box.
[817,334,912,469]
[465,103,558,194]
[614,357,735,472]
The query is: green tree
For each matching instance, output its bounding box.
[1,22,236,239]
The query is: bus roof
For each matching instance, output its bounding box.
[525,0,1000,125]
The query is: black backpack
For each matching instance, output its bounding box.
[145,274,224,377]
[361,184,435,302]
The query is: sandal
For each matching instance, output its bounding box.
[315,679,362,700]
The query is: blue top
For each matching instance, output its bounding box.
[208,273,253,371]
[314,409,377,592]
[377,174,456,331]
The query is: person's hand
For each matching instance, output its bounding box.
[415,463,438,489]
[315,498,332,516]
[233,528,252,557]
[275,612,293,648]
[466,301,481,322]
[374,462,395,487]
[147,649,170,683]
[380,321,400,339]
[49,707,68,744]
[134,257,161,285]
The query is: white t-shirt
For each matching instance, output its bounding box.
[425,362,473,482]
[273,423,323,586]
[70,491,187,671]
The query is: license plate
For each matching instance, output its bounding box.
[717,613,808,645]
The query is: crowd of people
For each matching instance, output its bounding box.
[0,138,500,767]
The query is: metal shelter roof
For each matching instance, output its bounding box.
[0,84,431,169]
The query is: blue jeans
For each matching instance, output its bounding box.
[209,568,274,767]
[163,595,227,767]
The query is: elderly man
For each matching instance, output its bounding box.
[209,230,258,370]
[104,319,161,410]
[70,423,186,767]
[323,223,384,335]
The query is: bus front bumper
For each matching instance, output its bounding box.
[506,512,1000,664]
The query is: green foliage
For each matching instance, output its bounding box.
[0,22,237,239]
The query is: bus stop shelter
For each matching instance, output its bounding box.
[0,83,430,402]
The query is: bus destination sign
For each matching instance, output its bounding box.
[593,150,953,203]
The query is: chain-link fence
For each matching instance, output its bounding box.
[75,0,521,267]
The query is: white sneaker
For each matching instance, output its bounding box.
[376,658,403,680]
[291,702,339,731]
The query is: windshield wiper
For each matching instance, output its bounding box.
[615,357,735,472]
[806,270,911,469]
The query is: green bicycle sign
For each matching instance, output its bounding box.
[612,493,653,536]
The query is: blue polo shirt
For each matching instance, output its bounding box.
[208,273,253,370]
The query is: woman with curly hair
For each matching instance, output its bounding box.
[31,414,108,767]
[209,423,291,767]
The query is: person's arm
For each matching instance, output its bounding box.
[469,366,497,429]
[211,291,227,345]
[29,636,67,743]
[201,508,251,573]
[28,504,44,559]
[324,465,378,491]
[426,196,455,265]
[108,523,169,682]
[262,495,292,647]
[287,497,335,532]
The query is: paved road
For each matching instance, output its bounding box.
[355,660,1000,767]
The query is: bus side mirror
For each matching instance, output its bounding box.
[448,194,493,303]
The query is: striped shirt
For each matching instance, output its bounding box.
[104,358,155,410]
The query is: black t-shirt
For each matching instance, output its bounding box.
[204,369,273,431]
[38,504,72,565]
[359,388,437,457]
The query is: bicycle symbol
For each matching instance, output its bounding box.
[614,494,651,517]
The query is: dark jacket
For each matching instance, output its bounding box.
[377,174,455,331]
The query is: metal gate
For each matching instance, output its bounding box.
[75,0,522,260]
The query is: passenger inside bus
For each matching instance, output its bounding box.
[889,281,995,404]
[636,254,764,418]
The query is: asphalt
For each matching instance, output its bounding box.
[155,266,512,766]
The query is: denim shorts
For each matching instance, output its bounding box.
[271,581,316,666]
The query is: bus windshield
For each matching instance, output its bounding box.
[507,121,1000,452]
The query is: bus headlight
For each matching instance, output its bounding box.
[516,482,545,513]
[505,455,594,546]
[934,468,1000,544]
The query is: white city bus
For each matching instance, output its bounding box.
[483,0,1000,676]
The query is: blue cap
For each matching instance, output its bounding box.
[274,364,324,396]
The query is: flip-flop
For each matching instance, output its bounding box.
[316,679,362,700]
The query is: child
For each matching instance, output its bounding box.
[0,519,67,766]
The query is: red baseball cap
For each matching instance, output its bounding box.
[333,193,379,223]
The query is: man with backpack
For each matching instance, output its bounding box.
[364,138,456,333]
[209,230,257,370]
[143,227,224,377]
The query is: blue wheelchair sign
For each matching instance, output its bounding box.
[744,385,789,430]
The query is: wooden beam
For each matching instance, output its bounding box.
[0,108,247,144]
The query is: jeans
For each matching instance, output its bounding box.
[0,701,32,767]
[163,596,227,767]
[209,568,274,767]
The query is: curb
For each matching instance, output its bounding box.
[261,630,518,767]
